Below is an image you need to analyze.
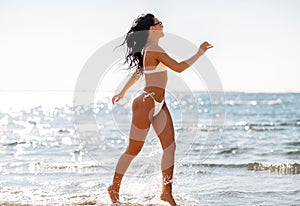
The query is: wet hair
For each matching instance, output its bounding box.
[118,13,155,74]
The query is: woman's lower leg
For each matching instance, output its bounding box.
[160,142,176,205]
[108,138,145,203]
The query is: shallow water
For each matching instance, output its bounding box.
[0,92,299,205]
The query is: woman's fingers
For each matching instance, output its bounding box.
[112,95,121,104]
[112,96,118,104]
[200,41,213,52]
[207,44,213,49]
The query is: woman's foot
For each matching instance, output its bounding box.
[108,185,120,203]
[160,191,177,206]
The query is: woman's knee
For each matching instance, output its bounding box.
[125,141,144,156]
[125,147,142,156]
[163,141,176,153]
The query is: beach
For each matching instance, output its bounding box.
[0,91,299,205]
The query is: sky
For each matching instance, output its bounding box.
[0,0,300,93]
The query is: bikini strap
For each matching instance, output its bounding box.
[142,91,155,102]
[142,43,156,69]
[142,43,155,56]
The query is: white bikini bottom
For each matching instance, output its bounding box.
[142,91,164,116]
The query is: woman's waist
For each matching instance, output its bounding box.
[144,73,168,88]
[143,87,165,101]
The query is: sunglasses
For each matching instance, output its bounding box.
[153,21,163,26]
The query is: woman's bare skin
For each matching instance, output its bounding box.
[108,14,212,205]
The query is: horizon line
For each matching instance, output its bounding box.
[0,89,299,94]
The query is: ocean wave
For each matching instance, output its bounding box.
[0,188,99,206]
[179,162,248,169]
[247,162,300,174]
[285,151,300,156]
[217,147,240,154]
[180,162,300,174]
[233,120,300,131]
[285,141,300,146]
[4,141,27,146]
[181,126,222,132]
[249,126,285,131]
[31,161,100,171]
[224,99,284,106]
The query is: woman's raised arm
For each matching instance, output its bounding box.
[154,41,213,73]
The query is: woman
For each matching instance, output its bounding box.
[108,13,213,205]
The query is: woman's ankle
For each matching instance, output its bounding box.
[110,182,120,192]
[108,185,120,203]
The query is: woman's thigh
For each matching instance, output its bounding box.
[128,94,154,142]
[151,103,175,150]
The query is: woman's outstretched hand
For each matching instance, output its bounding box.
[199,41,213,54]
[112,93,124,104]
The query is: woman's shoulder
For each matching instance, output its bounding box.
[145,44,166,58]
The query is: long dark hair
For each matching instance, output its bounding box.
[119,13,155,74]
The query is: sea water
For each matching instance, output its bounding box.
[0,91,299,205]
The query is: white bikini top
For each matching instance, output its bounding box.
[142,44,168,74]
[143,62,167,74]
